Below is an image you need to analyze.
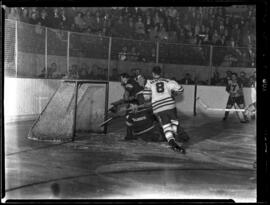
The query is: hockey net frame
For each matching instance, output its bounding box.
[28,79,109,142]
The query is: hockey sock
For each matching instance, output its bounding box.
[171,120,179,134]
[162,123,174,142]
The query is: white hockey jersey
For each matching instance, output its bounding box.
[251,81,256,103]
[144,78,184,113]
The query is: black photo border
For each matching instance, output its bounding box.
[1,0,269,204]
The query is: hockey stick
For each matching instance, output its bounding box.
[99,117,115,127]
[196,97,247,112]
[99,103,152,127]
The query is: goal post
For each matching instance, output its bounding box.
[28,80,109,142]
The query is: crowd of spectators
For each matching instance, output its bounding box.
[38,62,119,81]
[210,69,256,87]
[5,6,256,67]
[38,61,256,88]
[6,6,256,47]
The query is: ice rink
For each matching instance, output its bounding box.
[4,113,256,202]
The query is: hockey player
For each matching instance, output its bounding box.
[125,94,164,142]
[223,72,249,123]
[250,71,256,119]
[143,66,186,153]
[119,73,144,140]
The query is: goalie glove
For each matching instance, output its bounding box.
[128,103,139,113]
[168,139,186,154]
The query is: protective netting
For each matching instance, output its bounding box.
[69,32,109,80]
[4,19,256,83]
[17,21,45,77]
[28,82,106,141]
[212,45,256,67]
[159,42,210,66]
[4,19,16,76]
[47,28,68,77]
[111,37,157,79]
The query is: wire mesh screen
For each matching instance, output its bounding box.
[5,19,256,83]
[110,37,157,80]
[159,42,210,66]
[17,21,45,77]
[47,28,68,78]
[4,19,16,77]
[69,32,109,80]
[212,45,256,68]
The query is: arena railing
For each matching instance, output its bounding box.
[4,19,256,85]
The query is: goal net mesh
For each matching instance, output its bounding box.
[28,81,106,141]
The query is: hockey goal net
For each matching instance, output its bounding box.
[28,80,108,142]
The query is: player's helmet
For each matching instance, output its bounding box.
[152,66,162,76]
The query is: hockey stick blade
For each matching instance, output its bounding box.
[99,117,114,127]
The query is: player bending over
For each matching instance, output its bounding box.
[223,72,249,123]
[143,66,186,153]
[113,73,143,140]
[125,93,165,142]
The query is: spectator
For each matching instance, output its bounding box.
[148,47,156,62]
[149,25,159,41]
[118,46,128,61]
[74,12,87,32]
[222,70,232,85]
[211,70,221,85]
[239,51,251,67]
[211,29,220,45]
[239,71,249,87]
[126,17,135,38]
[49,8,62,29]
[103,15,112,34]
[79,63,89,79]
[144,13,153,34]
[135,16,146,40]
[179,73,194,85]
[128,46,139,61]
[65,7,78,29]
[59,8,68,30]
[111,15,125,37]
[153,11,161,26]
[177,27,185,43]
[91,64,98,78]
[38,67,46,78]
[20,8,30,23]
[101,27,109,36]
[5,6,256,63]
[194,23,201,37]
[39,9,50,27]
[29,11,40,25]
[48,63,62,79]
[218,20,225,36]
[84,10,95,31]
[86,64,94,79]
[92,10,103,33]
[63,65,79,79]
[186,30,196,44]
[166,17,176,32]
[231,23,241,46]
[110,68,119,81]
[158,26,169,42]
[248,71,256,87]
[95,66,106,80]
[7,7,20,21]
[168,7,178,18]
